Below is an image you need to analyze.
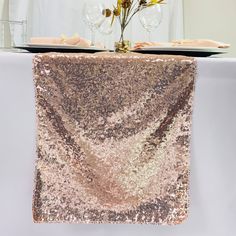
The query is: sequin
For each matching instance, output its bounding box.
[32,53,196,225]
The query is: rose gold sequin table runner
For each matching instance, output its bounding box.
[32,53,196,225]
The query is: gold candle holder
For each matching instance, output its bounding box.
[114,40,131,53]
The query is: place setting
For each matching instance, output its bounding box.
[15,1,110,53]
[12,0,230,57]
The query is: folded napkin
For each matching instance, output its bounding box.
[30,35,91,48]
[172,39,230,48]
[30,37,64,45]
[134,39,230,49]
[134,42,167,49]
[63,36,90,47]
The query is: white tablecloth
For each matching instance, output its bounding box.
[0,52,236,236]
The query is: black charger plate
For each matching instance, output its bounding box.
[14,45,108,53]
[132,47,226,57]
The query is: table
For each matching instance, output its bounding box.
[0,52,236,236]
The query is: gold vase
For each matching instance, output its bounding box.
[114,40,131,53]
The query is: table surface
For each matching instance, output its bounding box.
[0,52,236,236]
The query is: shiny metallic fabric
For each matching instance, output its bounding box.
[33,53,196,225]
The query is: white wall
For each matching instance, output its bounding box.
[183,0,236,57]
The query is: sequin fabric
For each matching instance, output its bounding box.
[33,53,196,225]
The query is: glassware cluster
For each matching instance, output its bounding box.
[0,20,27,49]
[83,0,163,50]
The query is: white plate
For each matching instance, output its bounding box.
[26,43,105,51]
[138,46,226,52]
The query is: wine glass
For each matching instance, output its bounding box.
[98,17,113,49]
[138,5,162,42]
[83,0,106,46]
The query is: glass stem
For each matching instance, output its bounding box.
[91,28,95,47]
[147,30,151,42]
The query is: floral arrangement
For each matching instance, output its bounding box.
[103,0,164,52]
